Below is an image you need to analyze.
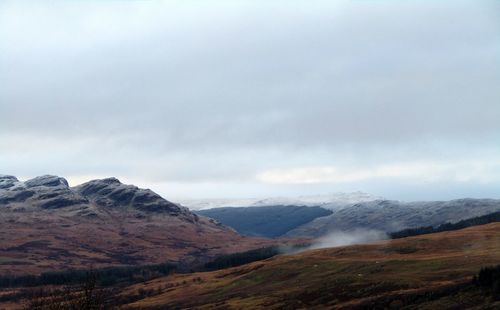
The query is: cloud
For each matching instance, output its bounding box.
[0,1,499,200]
[257,160,500,185]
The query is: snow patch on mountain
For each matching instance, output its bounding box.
[178,192,383,210]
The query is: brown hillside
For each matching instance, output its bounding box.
[0,210,275,276]
[0,175,275,275]
[121,222,500,309]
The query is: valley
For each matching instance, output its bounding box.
[2,1,498,308]
[1,174,499,309]
[196,205,332,238]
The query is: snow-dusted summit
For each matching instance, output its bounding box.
[178,192,383,210]
[0,174,191,217]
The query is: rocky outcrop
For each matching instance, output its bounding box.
[0,189,35,204]
[0,175,21,190]
[36,190,89,209]
[73,177,191,216]
[0,175,87,210]
[24,175,69,188]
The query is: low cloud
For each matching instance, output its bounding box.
[279,229,388,255]
[309,229,388,250]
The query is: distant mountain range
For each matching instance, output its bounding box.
[285,198,500,237]
[179,192,383,210]
[0,175,272,275]
[185,193,500,238]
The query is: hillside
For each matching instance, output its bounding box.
[119,222,500,309]
[0,175,273,275]
[390,209,500,239]
[196,206,332,237]
[286,198,500,237]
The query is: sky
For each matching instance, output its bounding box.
[1,0,500,201]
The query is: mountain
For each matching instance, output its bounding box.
[286,198,500,237]
[118,222,500,309]
[196,206,332,238]
[189,193,382,238]
[0,175,272,275]
[178,192,383,210]
[192,196,500,239]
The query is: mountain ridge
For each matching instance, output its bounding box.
[0,174,191,217]
[286,198,500,237]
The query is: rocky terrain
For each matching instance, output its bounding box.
[0,175,272,275]
[0,175,191,218]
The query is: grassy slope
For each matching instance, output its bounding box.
[122,222,500,309]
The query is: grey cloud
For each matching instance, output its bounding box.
[0,1,499,199]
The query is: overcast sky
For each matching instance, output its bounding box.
[1,0,499,201]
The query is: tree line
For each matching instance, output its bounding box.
[0,262,176,288]
[474,264,500,299]
[203,246,282,270]
[203,244,310,271]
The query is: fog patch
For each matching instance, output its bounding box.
[310,229,388,250]
[277,229,388,256]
